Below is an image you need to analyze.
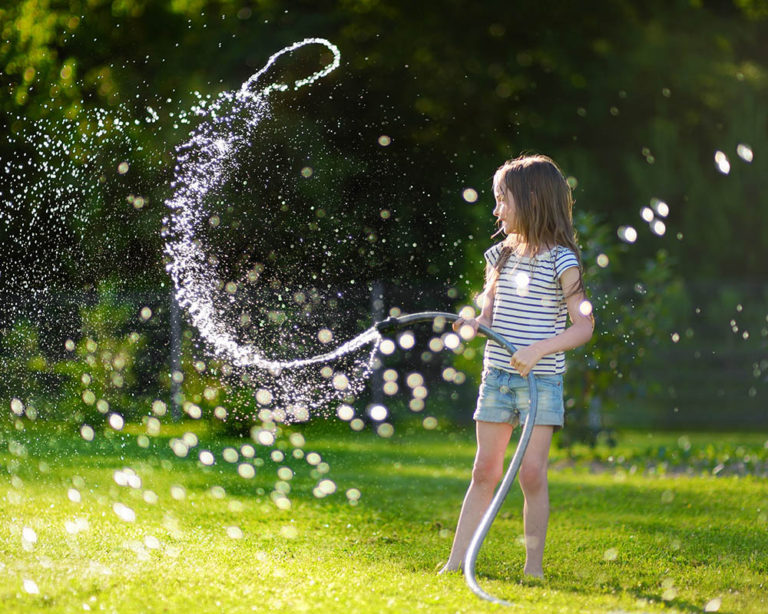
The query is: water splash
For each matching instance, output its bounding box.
[163,38,382,415]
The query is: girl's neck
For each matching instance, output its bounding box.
[505,235,554,258]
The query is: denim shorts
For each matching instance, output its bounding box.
[473,367,565,429]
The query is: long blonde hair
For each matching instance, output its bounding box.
[485,154,584,298]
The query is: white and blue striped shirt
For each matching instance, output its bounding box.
[483,243,580,375]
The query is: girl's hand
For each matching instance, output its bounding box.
[510,345,542,377]
[452,317,480,339]
[452,315,492,340]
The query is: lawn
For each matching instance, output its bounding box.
[1,419,766,613]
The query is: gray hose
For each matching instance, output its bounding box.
[375,311,537,606]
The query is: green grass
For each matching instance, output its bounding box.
[2,420,767,613]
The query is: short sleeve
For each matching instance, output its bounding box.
[484,243,503,267]
[554,247,579,279]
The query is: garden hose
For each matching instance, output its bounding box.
[375,311,538,606]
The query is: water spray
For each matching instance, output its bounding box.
[376,311,537,606]
[161,38,534,604]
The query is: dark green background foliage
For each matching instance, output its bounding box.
[1,1,766,436]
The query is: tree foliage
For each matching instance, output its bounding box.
[2,1,766,435]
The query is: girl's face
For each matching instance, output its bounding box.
[493,187,517,234]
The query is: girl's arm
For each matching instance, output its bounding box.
[475,269,496,328]
[510,266,594,377]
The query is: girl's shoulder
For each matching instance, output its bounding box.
[551,244,578,259]
[483,241,506,265]
[552,245,580,276]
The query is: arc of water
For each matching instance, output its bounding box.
[374,311,537,606]
[164,38,343,370]
[239,38,341,99]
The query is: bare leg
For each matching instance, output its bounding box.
[440,421,514,573]
[517,425,554,578]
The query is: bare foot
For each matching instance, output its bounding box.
[521,570,545,584]
[437,562,462,575]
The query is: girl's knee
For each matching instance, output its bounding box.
[519,460,548,492]
[472,457,503,487]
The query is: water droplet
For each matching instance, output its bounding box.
[579,301,593,316]
[736,143,753,163]
[410,399,425,412]
[652,199,669,217]
[398,332,415,350]
[618,226,637,243]
[379,339,396,355]
[603,547,618,561]
[22,527,37,544]
[113,503,136,522]
[714,150,730,174]
[346,488,361,504]
[462,188,478,203]
[10,398,24,416]
[337,404,354,420]
[108,413,124,430]
[368,404,388,421]
[422,416,438,430]
[383,381,398,395]
[651,219,666,236]
[237,464,255,479]
[317,479,336,495]
[704,597,722,612]
[255,389,273,405]
[280,525,298,538]
[429,337,444,352]
[332,373,349,390]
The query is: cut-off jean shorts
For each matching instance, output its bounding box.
[474,367,565,429]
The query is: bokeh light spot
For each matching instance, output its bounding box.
[368,404,388,421]
[462,188,478,203]
[618,226,637,243]
[398,332,415,350]
[579,301,593,316]
[714,150,731,174]
[337,404,354,420]
[736,143,753,162]
[108,413,124,430]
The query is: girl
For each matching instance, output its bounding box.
[440,154,594,578]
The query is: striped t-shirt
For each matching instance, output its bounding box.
[483,243,580,375]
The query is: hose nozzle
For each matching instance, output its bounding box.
[374,316,400,334]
